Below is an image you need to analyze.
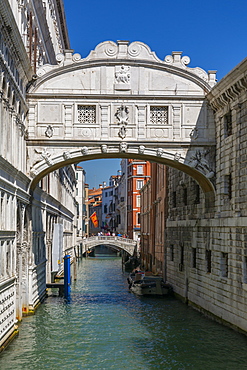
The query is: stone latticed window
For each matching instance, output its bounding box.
[78,105,96,124]
[150,106,168,124]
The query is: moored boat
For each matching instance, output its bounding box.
[127,271,172,296]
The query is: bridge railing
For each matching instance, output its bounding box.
[86,236,137,244]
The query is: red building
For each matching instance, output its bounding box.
[140,163,168,277]
[127,159,151,240]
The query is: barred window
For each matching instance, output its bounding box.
[78,105,96,124]
[150,106,168,124]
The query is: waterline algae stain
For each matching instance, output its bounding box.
[1,257,247,369]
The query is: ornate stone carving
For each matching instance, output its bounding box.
[104,43,118,57]
[115,66,130,84]
[118,126,126,139]
[128,43,141,57]
[188,150,214,178]
[63,151,71,160]
[24,129,29,141]
[156,148,164,157]
[45,125,53,138]
[35,148,54,166]
[56,53,65,65]
[81,146,88,155]
[119,142,127,153]
[72,53,82,62]
[174,153,181,161]
[114,66,131,91]
[101,144,108,153]
[116,105,129,125]
[190,128,198,140]
[138,145,145,154]
[36,64,53,77]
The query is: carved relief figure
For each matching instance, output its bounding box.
[119,142,127,153]
[189,150,214,178]
[81,146,88,155]
[35,148,54,166]
[115,66,130,84]
[101,144,108,153]
[63,151,71,160]
[138,145,145,154]
[156,148,164,157]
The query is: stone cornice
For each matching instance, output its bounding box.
[207,57,247,111]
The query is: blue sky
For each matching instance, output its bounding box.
[63,0,247,187]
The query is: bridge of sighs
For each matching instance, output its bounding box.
[26,40,217,195]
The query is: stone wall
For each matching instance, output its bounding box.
[165,58,247,332]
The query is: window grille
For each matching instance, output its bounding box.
[78,105,96,124]
[150,106,168,124]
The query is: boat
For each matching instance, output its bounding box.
[127,271,172,296]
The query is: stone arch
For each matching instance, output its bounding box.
[82,236,137,256]
[29,148,215,196]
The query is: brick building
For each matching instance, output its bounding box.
[127,159,151,240]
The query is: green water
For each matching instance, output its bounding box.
[1,256,247,369]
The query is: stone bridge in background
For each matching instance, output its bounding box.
[26,40,217,195]
[80,236,138,256]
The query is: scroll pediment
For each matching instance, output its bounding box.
[35,40,216,91]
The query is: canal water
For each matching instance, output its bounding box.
[1,256,247,370]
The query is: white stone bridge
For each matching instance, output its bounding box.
[26,40,217,196]
[80,236,138,256]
